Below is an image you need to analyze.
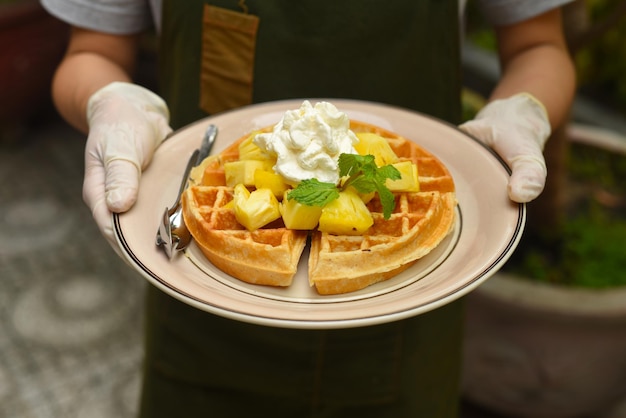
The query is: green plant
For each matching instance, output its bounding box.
[574,0,626,115]
[465,0,626,115]
[506,143,626,288]
[463,1,626,288]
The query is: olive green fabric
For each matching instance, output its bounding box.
[144,1,464,417]
[140,288,464,417]
[158,0,461,129]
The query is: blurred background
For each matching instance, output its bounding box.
[1,1,625,417]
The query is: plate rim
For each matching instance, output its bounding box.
[114,99,526,329]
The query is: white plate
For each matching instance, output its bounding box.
[114,99,525,329]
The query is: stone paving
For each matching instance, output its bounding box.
[0,116,145,418]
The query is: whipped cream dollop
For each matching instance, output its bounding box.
[253,101,358,184]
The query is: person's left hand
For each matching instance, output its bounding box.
[459,93,551,203]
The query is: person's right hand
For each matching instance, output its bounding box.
[83,82,172,249]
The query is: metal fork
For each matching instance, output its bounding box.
[156,124,218,258]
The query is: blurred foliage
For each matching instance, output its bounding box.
[464,1,626,288]
[510,143,626,288]
[461,88,486,121]
[575,0,626,115]
[464,1,496,50]
[465,0,626,115]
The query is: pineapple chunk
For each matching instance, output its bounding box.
[254,169,290,198]
[318,189,373,235]
[189,155,217,185]
[233,184,281,231]
[354,132,399,166]
[280,191,323,230]
[222,200,235,210]
[199,156,226,186]
[239,133,274,161]
[344,185,375,204]
[224,160,273,187]
[386,161,420,192]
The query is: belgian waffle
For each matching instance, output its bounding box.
[182,120,456,293]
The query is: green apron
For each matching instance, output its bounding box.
[141,2,463,417]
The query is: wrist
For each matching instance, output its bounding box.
[87,81,170,127]
[514,92,550,126]
[478,92,551,146]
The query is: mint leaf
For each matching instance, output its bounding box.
[376,183,396,219]
[376,164,401,182]
[338,154,374,177]
[288,153,401,219]
[349,176,377,194]
[287,179,340,207]
[375,165,400,219]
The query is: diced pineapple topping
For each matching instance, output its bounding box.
[318,189,374,235]
[238,133,274,161]
[354,132,399,167]
[199,156,228,186]
[386,161,420,192]
[233,184,281,231]
[254,169,290,199]
[227,132,409,234]
[280,191,323,230]
[222,200,235,210]
[342,185,375,204]
[224,160,274,187]
[189,155,219,185]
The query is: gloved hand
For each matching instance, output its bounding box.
[459,93,551,203]
[83,81,172,248]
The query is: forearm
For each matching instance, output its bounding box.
[490,43,575,129]
[51,28,140,133]
[490,9,576,130]
[53,54,132,133]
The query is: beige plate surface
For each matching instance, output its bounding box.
[114,99,525,329]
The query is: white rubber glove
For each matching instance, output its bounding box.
[459,93,551,203]
[84,81,172,247]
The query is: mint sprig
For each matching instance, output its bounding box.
[285,178,340,207]
[287,153,400,219]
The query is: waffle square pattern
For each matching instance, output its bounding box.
[182,120,456,295]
